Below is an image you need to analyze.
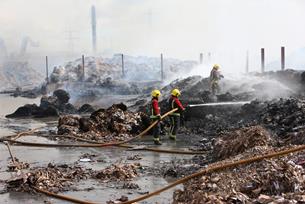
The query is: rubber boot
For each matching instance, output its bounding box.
[169,134,176,141]
[154,138,162,145]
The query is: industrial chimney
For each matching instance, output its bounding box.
[91,5,97,54]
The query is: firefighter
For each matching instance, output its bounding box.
[150,89,162,145]
[210,64,224,95]
[168,89,185,140]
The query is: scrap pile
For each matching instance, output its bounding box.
[213,126,272,160]
[174,134,305,204]
[6,89,95,118]
[57,103,147,142]
[173,155,305,203]
[259,98,305,137]
[95,163,141,182]
[7,157,30,172]
[6,163,91,193]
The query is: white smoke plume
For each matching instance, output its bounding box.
[1,0,305,75]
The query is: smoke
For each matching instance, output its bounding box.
[1,0,305,75]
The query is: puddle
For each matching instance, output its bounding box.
[0,94,197,203]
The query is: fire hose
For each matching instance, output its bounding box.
[30,144,305,204]
[0,108,207,154]
[1,108,179,146]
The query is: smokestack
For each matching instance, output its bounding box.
[281,46,285,70]
[261,48,265,73]
[91,5,97,54]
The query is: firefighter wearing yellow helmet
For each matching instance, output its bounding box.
[168,88,185,140]
[210,64,224,95]
[150,89,162,145]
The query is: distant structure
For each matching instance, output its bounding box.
[0,38,8,59]
[91,5,97,54]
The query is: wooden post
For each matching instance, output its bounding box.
[121,54,125,78]
[261,48,265,73]
[82,55,85,81]
[161,53,164,81]
[45,56,49,83]
[200,53,203,64]
[246,51,249,73]
[208,52,211,62]
[281,46,285,70]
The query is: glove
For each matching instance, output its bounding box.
[157,114,162,121]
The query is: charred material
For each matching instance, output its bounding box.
[57,103,146,142]
[6,163,92,193]
[6,89,95,118]
[95,163,141,182]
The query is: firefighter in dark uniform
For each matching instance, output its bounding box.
[168,89,185,140]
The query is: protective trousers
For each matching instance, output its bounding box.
[169,115,180,138]
[152,118,161,141]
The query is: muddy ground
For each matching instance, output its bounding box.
[0,94,203,204]
[2,70,305,203]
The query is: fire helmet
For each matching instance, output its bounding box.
[213,64,220,70]
[151,89,161,98]
[171,89,181,97]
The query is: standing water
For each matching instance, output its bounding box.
[0,94,193,203]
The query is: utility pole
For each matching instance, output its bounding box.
[200,53,203,64]
[91,5,97,54]
[82,55,85,81]
[121,54,125,78]
[45,56,49,83]
[246,51,249,73]
[208,52,211,63]
[281,46,285,70]
[261,48,265,73]
[161,53,164,81]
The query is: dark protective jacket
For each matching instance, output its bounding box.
[168,96,185,116]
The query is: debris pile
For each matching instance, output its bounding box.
[259,98,305,137]
[49,55,197,84]
[173,152,305,203]
[7,158,30,172]
[57,103,146,142]
[213,126,272,160]
[6,163,91,193]
[95,163,140,182]
[0,60,42,92]
[6,89,95,118]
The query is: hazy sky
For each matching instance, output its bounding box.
[1,0,305,72]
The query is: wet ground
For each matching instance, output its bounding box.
[0,94,196,204]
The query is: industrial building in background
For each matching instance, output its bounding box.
[91,5,97,54]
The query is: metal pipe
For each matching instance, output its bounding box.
[161,53,164,81]
[261,48,265,73]
[45,56,49,83]
[82,55,85,81]
[246,50,249,73]
[200,53,203,64]
[281,46,285,70]
[121,54,125,78]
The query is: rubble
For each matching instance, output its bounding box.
[49,55,197,85]
[122,182,140,189]
[6,89,95,118]
[95,163,141,182]
[6,163,92,193]
[7,157,30,172]
[173,149,305,204]
[57,103,146,142]
[213,126,273,160]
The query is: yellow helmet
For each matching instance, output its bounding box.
[151,89,161,98]
[171,88,181,97]
[213,64,220,70]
